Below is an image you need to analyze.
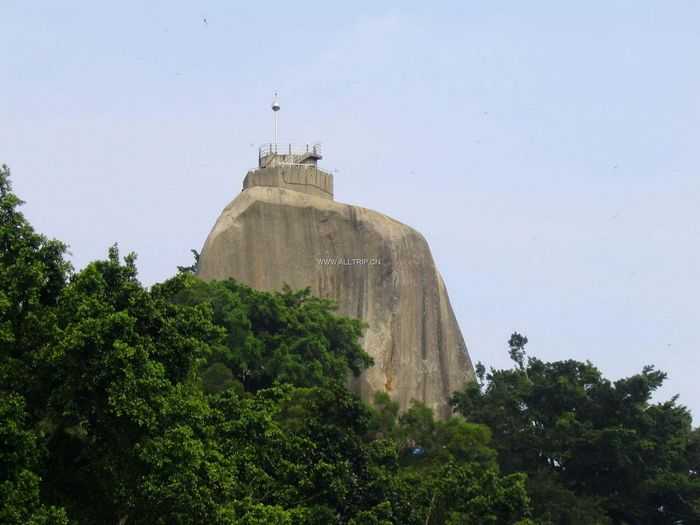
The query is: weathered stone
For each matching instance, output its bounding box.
[198,166,474,418]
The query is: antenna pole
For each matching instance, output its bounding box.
[271,92,280,151]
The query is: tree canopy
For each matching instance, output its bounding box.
[452,334,700,524]
[1,163,697,524]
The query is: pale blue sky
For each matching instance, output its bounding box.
[2,1,698,421]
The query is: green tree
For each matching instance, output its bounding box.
[159,277,372,393]
[391,402,531,524]
[176,249,200,274]
[42,247,236,524]
[452,334,700,524]
[0,394,68,525]
[0,164,69,523]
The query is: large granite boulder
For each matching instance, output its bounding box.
[198,166,473,417]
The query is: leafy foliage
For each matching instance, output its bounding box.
[176,249,200,275]
[452,334,700,524]
[2,164,696,524]
[0,165,70,523]
[159,276,372,393]
[0,394,68,524]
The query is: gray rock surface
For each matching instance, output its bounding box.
[198,182,474,417]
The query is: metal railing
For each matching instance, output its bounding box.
[258,143,322,160]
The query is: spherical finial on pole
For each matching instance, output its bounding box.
[271,92,280,148]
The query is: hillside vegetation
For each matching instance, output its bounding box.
[1,165,698,524]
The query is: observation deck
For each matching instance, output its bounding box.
[258,143,322,168]
[244,143,333,200]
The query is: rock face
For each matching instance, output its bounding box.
[198,162,474,417]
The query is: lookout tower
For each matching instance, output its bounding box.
[243,143,334,200]
[242,94,334,199]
